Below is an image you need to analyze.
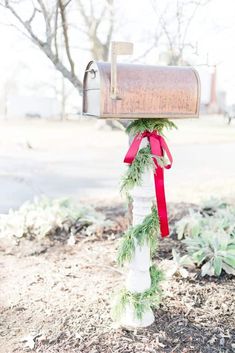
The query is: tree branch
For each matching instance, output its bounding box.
[76,0,114,61]
[77,0,91,27]
[58,0,76,77]
[36,0,52,45]
[1,0,82,91]
[54,0,59,60]
[151,0,210,65]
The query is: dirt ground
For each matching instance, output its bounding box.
[0,204,234,353]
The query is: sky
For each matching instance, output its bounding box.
[0,0,235,109]
[116,0,235,103]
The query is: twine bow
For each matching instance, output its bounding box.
[124,130,173,237]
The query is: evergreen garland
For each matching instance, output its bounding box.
[121,119,176,200]
[114,118,176,323]
[120,146,155,200]
[117,206,159,266]
[126,118,177,136]
[112,265,164,320]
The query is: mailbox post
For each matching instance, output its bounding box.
[120,138,156,327]
[83,42,200,328]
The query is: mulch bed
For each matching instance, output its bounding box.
[0,203,234,353]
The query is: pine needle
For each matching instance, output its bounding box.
[113,118,175,323]
[111,264,164,320]
[121,119,176,199]
[117,206,159,266]
[126,118,177,137]
[120,146,155,199]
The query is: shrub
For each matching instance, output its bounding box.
[175,200,235,276]
[183,232,235,276]
[0,197,106,240]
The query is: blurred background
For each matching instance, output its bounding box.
[0,0,235,212]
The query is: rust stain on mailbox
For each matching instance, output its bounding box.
[83,58,200,120]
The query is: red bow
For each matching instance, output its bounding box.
[124,131,173,237]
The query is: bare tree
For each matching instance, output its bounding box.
[0,0,115,92]
[151,0,210,65]
[77,0,114,61]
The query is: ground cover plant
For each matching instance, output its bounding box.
[174,198,235,276]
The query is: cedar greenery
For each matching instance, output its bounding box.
[126,118,177,136]
[121,118,176,199]
[120,146,155,199]
[114,118,175,322]
[112,265,164,320]
[117,206,159,266]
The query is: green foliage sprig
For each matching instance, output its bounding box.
[112,265,164,320]
[120,146,155,199]
[126,118,177,137]
[121,118,176,200]
[113,118,176,323]
[117,206,159,266]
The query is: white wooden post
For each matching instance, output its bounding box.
[119,138,156,328]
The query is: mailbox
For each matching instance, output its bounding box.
[82,42,200,119]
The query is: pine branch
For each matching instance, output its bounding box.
[120,146,155,199]
[117,206,159,266]
[112,264,164,320]
[126,118,177,137]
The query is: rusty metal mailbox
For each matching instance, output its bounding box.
[82,42,200,119]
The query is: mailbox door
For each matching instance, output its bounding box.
[83,62,101,117]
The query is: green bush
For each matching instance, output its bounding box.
[175,200,235,276]
[0,197,106,240]
[183,232,235,276]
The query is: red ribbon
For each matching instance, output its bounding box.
[124,131,173,237]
